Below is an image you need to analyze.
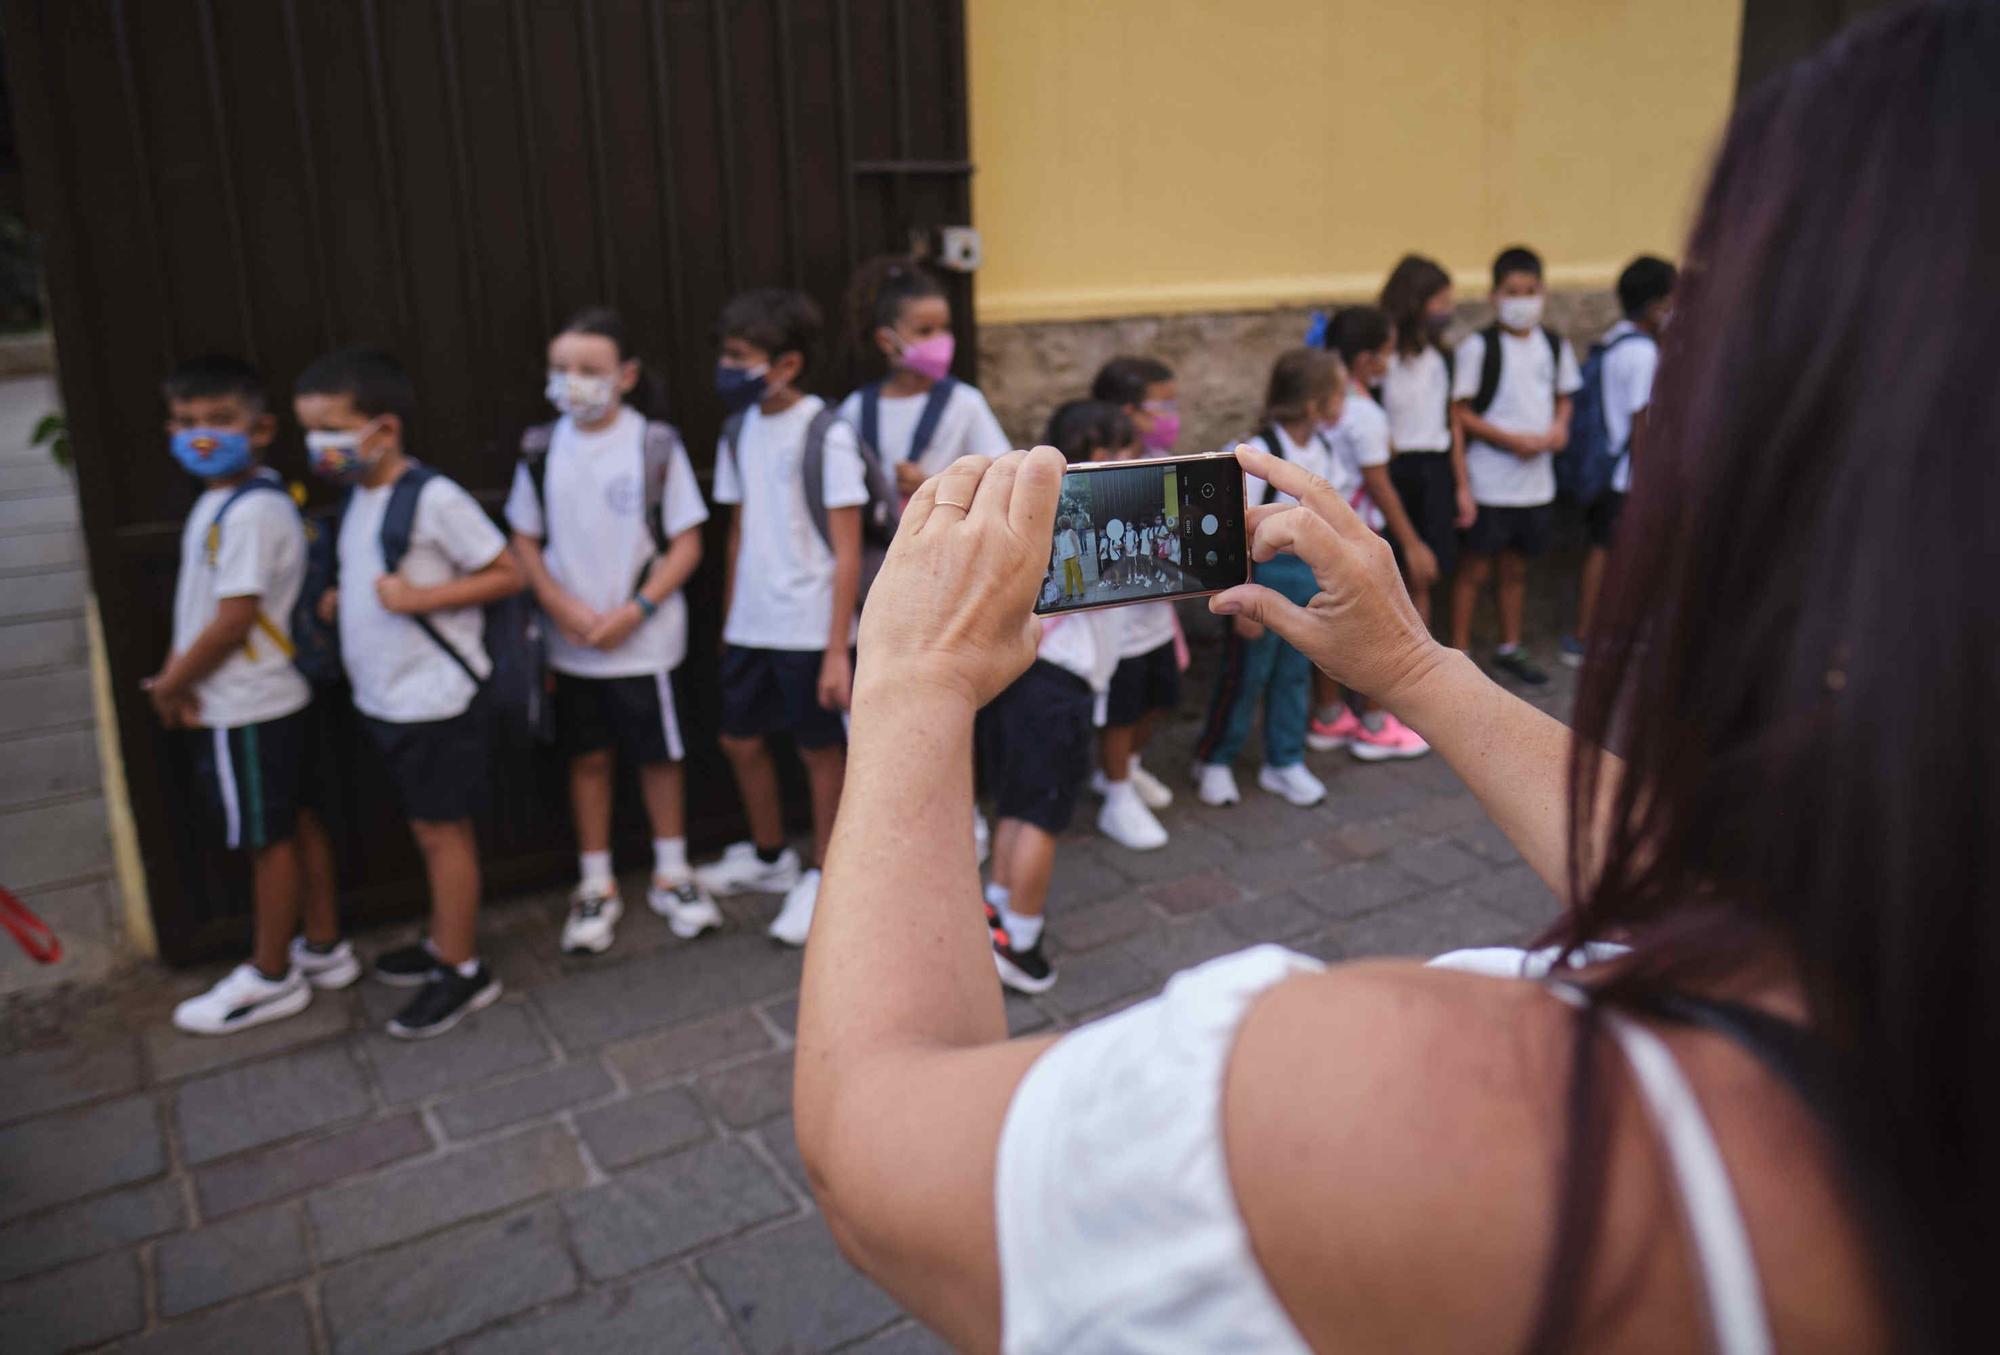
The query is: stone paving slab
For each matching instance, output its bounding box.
[457,1270,735,1355]
[152,1202,307,1318]
[0,1094,164,1223]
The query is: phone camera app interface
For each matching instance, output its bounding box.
[1037,457,1245,615]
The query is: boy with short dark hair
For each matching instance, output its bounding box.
[1564,254,1677,665]
[693,289,865,947]
[294,347,525,1038]
[1450,245,1583,686]
[156,355,353,1035]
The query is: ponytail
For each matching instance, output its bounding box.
[844,254,946,378]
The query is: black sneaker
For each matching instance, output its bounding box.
[372,942,440,988]
[991,925,1056,995]
[1491,648,1550,687]
[385,964,501,1039]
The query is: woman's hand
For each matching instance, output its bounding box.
[1211,446,1448,710]
[853,448,1063,710]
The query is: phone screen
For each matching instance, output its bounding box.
[1035,452,1249,615]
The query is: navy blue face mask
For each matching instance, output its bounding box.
[714,362,769,415]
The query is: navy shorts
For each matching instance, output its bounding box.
[1106,639,1181,728]
[1388,451,1459,577]
[190,709,308,852]
[718,645,846,750]
[1585,490,1627,549]
[978,660,1094,835]
[361,700,491,823]
[1461,502,1554,560]
[556,671,685,764]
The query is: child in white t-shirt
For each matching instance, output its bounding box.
[1379,253,1472,626]
[506,308,716,957]
[838,255,1011,499]
[694,289,867,948]
[295,347,526,1040]
[1087,358,1184,852]
[1451,245,1583,687]
[153,356,353,1037]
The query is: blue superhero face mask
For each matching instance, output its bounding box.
[170,427,254,481]
[714,361,769,415]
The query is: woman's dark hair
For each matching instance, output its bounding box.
[1614,256,1678,320]
[1089,356,1174,409]
[1043,399,1134,462]
[1531,6,1999,1353]
[1323,306,1393,369]
[1491,245,1544,289]
[1260,347,1342,426]
[558,305,667,418]
[1380,254,1453,357]
[845,255,947,377]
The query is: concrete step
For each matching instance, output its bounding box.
[0,568,86,621]
[0,616,87,676]
[0,529,83,573]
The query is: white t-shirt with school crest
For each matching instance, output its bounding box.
[172,472,312,729]
[712,396,869,652]
[338,468,509,724]
[1452,328,1583,508]
[504,409,710,678]
[837,381,1012,480]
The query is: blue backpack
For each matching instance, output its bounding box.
[203,472,342,687]
[1556,330,1649,506]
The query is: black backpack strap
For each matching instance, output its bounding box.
[203,471,288,565]
[1634,991,1843,1134]
[1438,343,1456,427]
[518,423,555,542]
[1470,324,1505,415]
[858,383,883,464]
[1255,425,1285,459]
[630,419,682,591]
[1543,325,1563,373]
[800,406,840,553]
[377,463,486,691]
[907,376,958,463]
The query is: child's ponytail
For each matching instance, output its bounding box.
[1261,347,1344,427]
[844,254,946,378]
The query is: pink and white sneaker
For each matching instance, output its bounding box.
[1306,707,1364,752]
[1348,713,1431,762]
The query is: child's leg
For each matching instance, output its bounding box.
[1451,553,1492,651]
[1496,550,1528,649]
[1265,641,1314,769]
[296,808,339,947]
[1576,546,1608,643]
[1099,724,1137,782]
[989,816,1023,891]
[719,734,788,852]
[410,818,480,967]
[1311,668,1342,722]
[569,749,616,858]
[1000,820,1058,921]
[639,760,686,859]
[1131,709,1159,759]
[1193,626,1278,767]
[249,838,302,976]
[798,742,847,868]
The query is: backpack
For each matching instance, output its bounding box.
[518,417,682,590]
[722,404,900,605]
[203,472,343,687]
[1467,322,1564,416]
[857,375,958,467]
[372,462,552,747]
[1255,425,1371,519]
[1556,330,1650,505]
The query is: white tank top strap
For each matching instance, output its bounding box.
[995,944,1321,1355]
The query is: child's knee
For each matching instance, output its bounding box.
[408,817,474,854]
[571,747,615,776]
[719,732,765,763]
[798,742,845,774]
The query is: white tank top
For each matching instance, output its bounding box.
[995,944,1776,1354]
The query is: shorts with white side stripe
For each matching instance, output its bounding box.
[554,670,686,765]
[190,709,308,852]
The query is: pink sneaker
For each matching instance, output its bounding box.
[1306,707,1364,752]
[1348,713,1431,762]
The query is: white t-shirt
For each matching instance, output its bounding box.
[1244,423,1339,507]
[836,381,1012,479]
[338,469,509,723]
[172,473,312,729]
[1452,328,1583,508]
[1326,386,1390,531]
[712,396,869,652]
[1056,528,1081,562]
[1598,320,1659,496]
[1380,347,1453,454]
[1038,611,1120,727]
[503,409,710,678]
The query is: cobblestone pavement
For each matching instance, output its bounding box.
[0,650,1577,1355]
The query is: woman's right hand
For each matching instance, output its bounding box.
[1211,446,1448,709]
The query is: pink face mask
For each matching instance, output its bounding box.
[1142,410,1180,453]
[897,331,956,383]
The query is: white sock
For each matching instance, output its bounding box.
[1496,642,1520,656]
[453,957,480,978]
[985,881,1012,911]
[579,850,613,888]
[654,837,687,882]
[1105,779,1141,811]
[1000,905,1044,949]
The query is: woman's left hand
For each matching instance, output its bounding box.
[853,447,1065,710]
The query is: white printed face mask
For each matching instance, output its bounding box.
[545,370,619,423]
[1496,294,1545,332]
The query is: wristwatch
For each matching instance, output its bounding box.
[632,594,658,620]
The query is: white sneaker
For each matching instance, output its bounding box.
[172,963,311,1036]
[288,936,362,990]
[1129,761,1174,811]
[1258,762,1327,807]
[693,843,801,896]
[1097,790,1169,851]
[648,875,722,939]
[1195,763,1241,806]
[768,868,821,947]
[561,882,623,955]
[973,809,991,866]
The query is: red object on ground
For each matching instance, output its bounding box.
[0,886,61,964]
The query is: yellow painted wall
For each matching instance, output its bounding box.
[966,1,1741,324]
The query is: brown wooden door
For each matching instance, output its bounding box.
[3,0,976,963]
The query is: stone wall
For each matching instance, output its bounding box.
[976,287,1624,452]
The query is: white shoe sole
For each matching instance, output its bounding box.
[298,955,362,990]
[994,951,1057,995]
[173,982,312,1037]
[1348,740,1430,763]
[1097,821,1168,852]
[1257,773,1325,808]
[386,978,503,1040]
[1304,733,1352,753]
[693,868,800,897]
[563,899,623,956]
[648,888,722,940]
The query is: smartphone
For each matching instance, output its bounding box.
[1035,450,1250,616]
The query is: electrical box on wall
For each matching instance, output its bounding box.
[935,226,982,273]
